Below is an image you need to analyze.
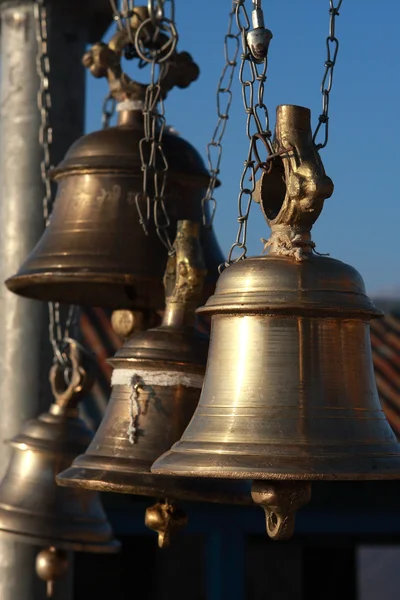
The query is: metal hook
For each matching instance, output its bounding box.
[49,339,93,411]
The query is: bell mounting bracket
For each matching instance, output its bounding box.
[82,6,200,103]
[254,104,334,260]
[162,220,207,329]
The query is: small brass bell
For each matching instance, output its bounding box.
[0,340,119,596]
[152,105,400,540]
[5,7,223,310]
[57,221,251,548]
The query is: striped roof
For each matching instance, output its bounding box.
[80,308,400,438]
[370,313,400,437]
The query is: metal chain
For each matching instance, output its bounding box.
[313,0,343,150]
[103,0,136,129]
[110,0,135,45]
[134,0,178,254]
[34,0,79,375]
[34,0,52,225]
[201,2,241,230]
[223,0,273,270]
[102,93,116,129]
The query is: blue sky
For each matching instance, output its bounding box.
[85,1,400,296]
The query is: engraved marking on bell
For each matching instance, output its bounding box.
[96,184,122,205]
[251,481,312,541]
[145,501,188,548]
[256,104,334,260]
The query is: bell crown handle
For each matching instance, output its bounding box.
[82,6,199,103]
[49,339,94,413]
[254,104,334,260]
[162,220,207,328]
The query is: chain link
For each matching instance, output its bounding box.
[313,0,343,150]
[107,0,178,251]
[134,1,178,254]
[34,0,53,226]
[222,0,273,270]
[102,92,117,129]
[34,0,79,376]
[110,0,136,47]
[201,2,241,230]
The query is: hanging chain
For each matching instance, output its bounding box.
[222,0,273,270]
[102,93,116,129]
[134,0,178,254]
[110,0,135,46]
[34,0,79,375]
[313,0,343,150]
[34,0,52,225]
[103,0,135,128]
[201,3,241,230]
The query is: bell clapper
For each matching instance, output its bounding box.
[145,499,188,549]
[36,546,69,598]
[251,481,312,541]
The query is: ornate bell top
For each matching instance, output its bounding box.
[55,5,211,186]
[50,110,211,186]
[199,104,381,320]
[197,254,381,318]
[8,340,95,456]
[9,411,93,458]
[111,220,208,368]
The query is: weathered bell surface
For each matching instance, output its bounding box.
[152,105,400,540]
[5,10,223,310]
[57,221,251,546]
[0,341,119,554]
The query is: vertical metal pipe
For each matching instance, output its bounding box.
[0,6,48,598]
[0,2,88,599]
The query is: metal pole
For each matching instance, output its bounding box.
[0,5,49,598]
[0,2,107,598]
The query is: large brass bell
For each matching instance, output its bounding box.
[152,105,400,540]
[5,7,223,310]
[57,221,251,548]
[0,340,119,596]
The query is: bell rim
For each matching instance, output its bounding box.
[0,523,121,554]
[151,447,400,481]
[5,272,218,310]
[56,465,253,506]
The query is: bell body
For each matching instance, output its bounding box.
[57,326,251,504]
[0,405,119,553]
[5,110,223,309]
[152,254,400,480]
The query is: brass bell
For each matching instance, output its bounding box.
[5,8,223,310]
[152,105,400,541]
[0,340,119,596]
[57,221,251,548]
